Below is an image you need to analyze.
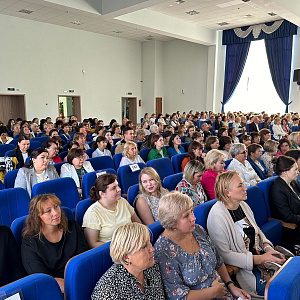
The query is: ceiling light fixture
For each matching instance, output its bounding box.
[243,14,252,17]
[241,0,250,2]
[268,12,277,16]
[113,31,123,34]
[18,9,33,14]
[186,10,199,15]
[71,21,83,25]
[217,22,229,26]
[175,0,185,4]
[145,35,154,40]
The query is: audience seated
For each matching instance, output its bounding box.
[288,132,300,149]
[114,127,134,154]
[82,174,141,248]
[227,143,261,186]
[60,148,94,196]
[181,141,204,171]
[41,139,62,164]
[207,171,286,298]
[10,135,33,167]
[92,136,112,158]
[119,141,145,167]
[147,134,169,161]
[201,149,226,200]
[218,136,232,160]
[272,117,286,140]
[21,194,89,293]
[14,148,59,197]
[285,149,300,187]
[204,136,219,153]
[261,140,278,176]
[134,167,168,225]
[154,191,250,300]
[247,143,268,180]
[176,160,207,206]
[73,132,90,151]
[258,128,271,147]
[167,134,185,158]
[276,137,291,157]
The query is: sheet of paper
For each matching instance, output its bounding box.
[5,293,21,300]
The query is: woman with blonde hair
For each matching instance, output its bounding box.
[135,167,168,225]
[207,171,285,298]
[288,132,300,149]
[272,117,286,140]
[201,149,226,200]
[154,191,250,300]
[21,194,88,293]
[261,140,278,176]
[91,223,165,299]
[176,160,207,206]
[119,141,145,167]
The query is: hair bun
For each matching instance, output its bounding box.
[271,156,278,165]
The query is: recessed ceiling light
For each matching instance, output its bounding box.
[186,10,199,15]
[145,35,154,40]
[18,9,33,14]
[113,31,123,34]
[71,21,83,25]
[175,0,185,4]
[241,0,250,2]
[217,22,229,26]
[268,12,277,16]
[243,14,252,17]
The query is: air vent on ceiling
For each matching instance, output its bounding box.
[175,0,185,4]
[268,12,277,16]
[71,21,83,25]
[217,22,229,26]
[18,9,33,14]
[186,10,199,15]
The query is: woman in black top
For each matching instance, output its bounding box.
[270,155,300,249]
[10,135,33,167]
[21,194,89,293]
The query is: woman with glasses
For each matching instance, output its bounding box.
[227,143,261,186]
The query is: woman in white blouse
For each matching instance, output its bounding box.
[272,117,286,141]
[119,141,145,167]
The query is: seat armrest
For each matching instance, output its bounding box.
[268,218,297,230]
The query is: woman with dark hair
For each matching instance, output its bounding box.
[111,124,121,139]
[21,194,88,292]
[247,143,268,180]
[0,126,13,144]
[101,130,114,152]
[217,127,228,139]
[270,155,300,250]
[14,148,59,197]
[281,118,291,135]
[167,134,185,158]
[262,116,271,129]
[92,136,112,158]
[228,127,239,143]
[258,129,271,147]
[215,115,223,131]
[6,118,15,132]
[60,148,94,195]
[147,134,169,161]
[109,119,117,129]
[20,126,33,139]
[285,149,300,187]
[41,139,62,164]
[218,136,232,160]
[204,136,219,153]
[181,141,204,171]
[10,135,33,167]
[240,134,252,147]
[276,138,291,157]
[82,174,141,248]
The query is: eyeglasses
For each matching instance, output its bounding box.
[239,150,247,155]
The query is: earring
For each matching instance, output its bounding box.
[124,261,131,265]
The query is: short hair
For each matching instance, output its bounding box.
[263,140,278,153]
[258,128,271,139]
[150,134,162,149]
[217,127,228,139]
[73,132,85,141]
[288,132,300,146]
[204,149,226,170]
[90,174,117,202]
[49,129,58,137]
[138,167,164,197]
[93,136,108,149]
[111,124,120,134]
[149,124,158,133]
[110,223,150,265]
[67,148,84,164]
[17,134,30,143]
[122,141,137,157]
[136,129,146,137]
[229,143,246,158]
[41,139,56,150]
[183,160,205,183]
[204,136,218,151]
[247,143,262,156]
[163,131,172,140]
[23,194,68,239]
[123,127,133,135]
[285,149,300,162]
[218,136,232,150]
[67,141,79,150]
[25,148,48,169]
[272,155,296,176]
[158,191,193,230]
[278,138,291,150]
[192,131,203,140]
[250,132,259,141]
[214,170,240,204]
[240,134,251,144]
[274,117,281,125]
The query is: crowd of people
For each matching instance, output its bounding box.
[1,110,300,299]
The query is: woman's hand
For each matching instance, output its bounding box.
[254,249,286,265]
[211,276,227,298]
[228,285,251,300]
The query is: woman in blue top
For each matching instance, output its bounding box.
[247,143,268,180]
[167,134,185,158]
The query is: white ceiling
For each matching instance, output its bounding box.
[0,0,299,43]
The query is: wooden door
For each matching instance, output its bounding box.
[122,97,137,124]
[156,97,162,116]
[0,94,26,124]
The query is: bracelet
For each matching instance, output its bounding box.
[225,280,234,288]
[264,245,273,252]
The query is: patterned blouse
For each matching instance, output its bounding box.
[261,152,273,175]
[175,179,207,206]
[91,263,165,300]
[154,225,233,300]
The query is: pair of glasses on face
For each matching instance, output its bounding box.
[239,150,247,155]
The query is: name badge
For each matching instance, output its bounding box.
[96,171,107,177]
[129,164,140,172]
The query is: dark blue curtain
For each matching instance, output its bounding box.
[222,42,250,113]
[265,36,293,113]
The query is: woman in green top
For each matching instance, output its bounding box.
[147,134,169,161]
[288,132,300,150]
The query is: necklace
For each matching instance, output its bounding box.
[167,230,194,255]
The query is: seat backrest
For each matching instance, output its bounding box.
[117,163,146,194]
[62,206,75,220]
[245,186,268,227]
[53,161,67,175]
[171,153,186,173]
[224,158,233,169]
[0,188,30,226]
[10,215,27,246]
[86,148,95,158]
[5,149,13,157]
[257,176,277,217]
[266,257,300,300]
[113,153,122,169]
[181,142,190,152]
[4,169,19,189]
[0,273,63,300]
[58,151,68,160]
[82,169,117,199]
[147,158,174,180]
[0,144,15,156]
[64,243,113,300]
[163,172,183,191]
[31,136,49,143]
[86,156,114,171]
[75,198,93,226]
[127,183,140,206]
[31,177,80,211]
[29,141,41,150]
[139,148,151,162]
[148,221,164,245]
[194,199,217,230]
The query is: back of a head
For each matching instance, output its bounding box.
[272,155,296,176]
